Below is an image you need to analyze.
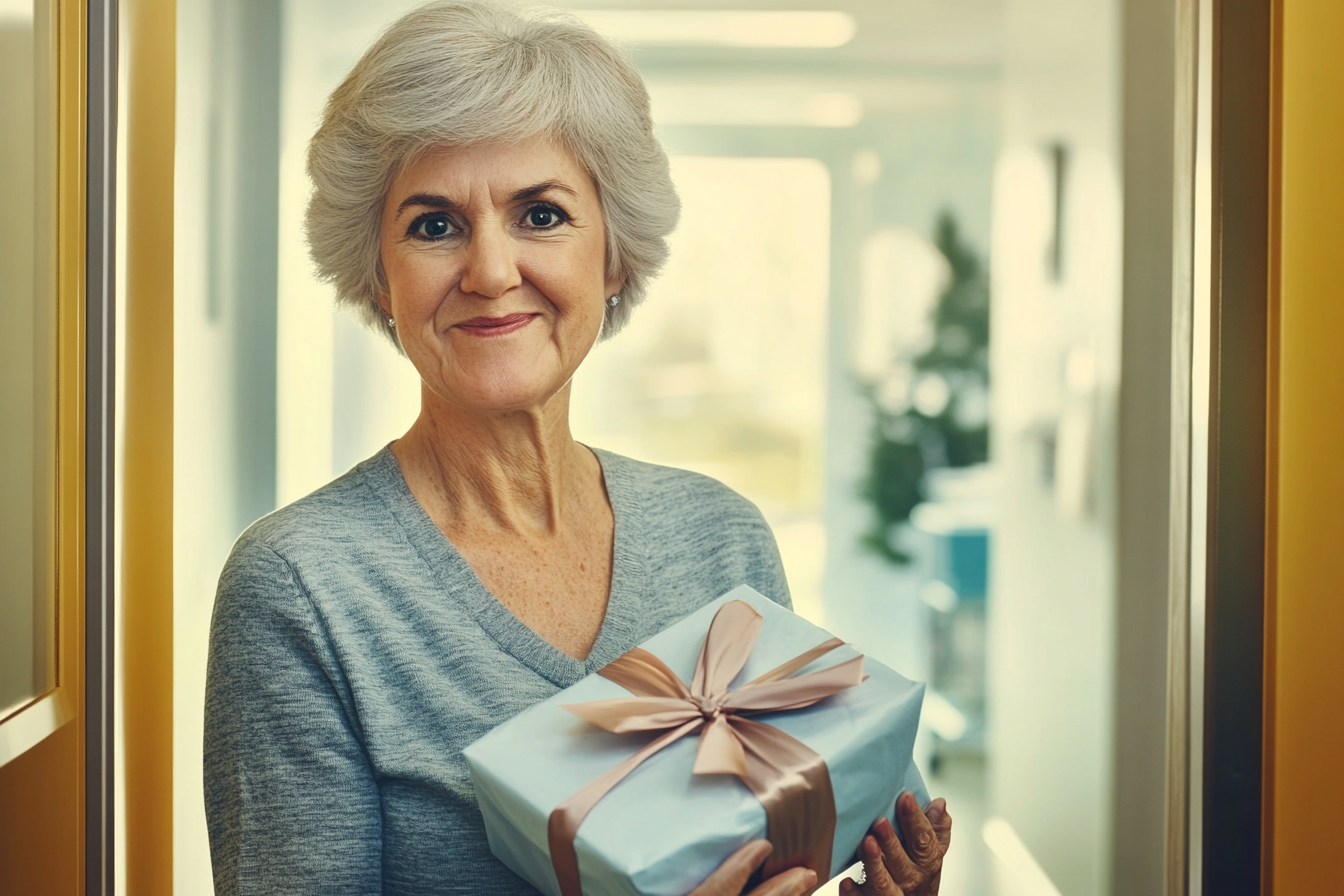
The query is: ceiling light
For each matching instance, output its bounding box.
[572,10,857,49]
[649,85,862,128]
[0,0,32,21]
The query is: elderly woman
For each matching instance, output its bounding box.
[204,3,950,895]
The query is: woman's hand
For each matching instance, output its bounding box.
[839,793,952,896]
[689,840,818,896]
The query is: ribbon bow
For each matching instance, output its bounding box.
[546,600,867,896]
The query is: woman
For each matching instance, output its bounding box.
[203,3,951,895]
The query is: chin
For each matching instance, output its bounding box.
[443,370,567,415]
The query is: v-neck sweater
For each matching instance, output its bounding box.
[203,446,791,896]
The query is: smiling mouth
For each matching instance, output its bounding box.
[455,313,538,337]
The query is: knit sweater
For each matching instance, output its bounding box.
[203,446,791,895]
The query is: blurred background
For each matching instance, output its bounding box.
[173,1,1172,894]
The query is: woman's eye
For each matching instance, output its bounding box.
[411,214,453,239]
[524,206,564,229]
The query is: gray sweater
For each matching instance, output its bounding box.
[204,446,791,896]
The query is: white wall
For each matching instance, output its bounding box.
[174,1,236,890]
[986,1,1122,894]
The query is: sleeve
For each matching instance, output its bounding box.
[701,476,794,611]
[745,508,793,612]
[204,539,383,896]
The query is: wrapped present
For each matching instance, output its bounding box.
[463,585,927,896]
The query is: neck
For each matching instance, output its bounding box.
[392,382,595,536]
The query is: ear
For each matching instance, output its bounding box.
[373,287,392,320]
[604,270,627,301]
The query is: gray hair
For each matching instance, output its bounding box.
[305,0,680,349]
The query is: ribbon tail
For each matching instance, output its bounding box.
[730,717,838,885]
[693,714,748,777]
[745,637,846,686]
[725,654,867,714]
[562,696,701,733]
[547,717,703,896]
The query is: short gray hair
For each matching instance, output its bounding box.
[305,0,680,349]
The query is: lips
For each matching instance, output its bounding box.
[454,313,538,337]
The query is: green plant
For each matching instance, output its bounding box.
[858,210,990,564]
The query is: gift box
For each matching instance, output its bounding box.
[463,585,928,896]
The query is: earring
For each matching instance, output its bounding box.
[607,295,621,308]
[386,316,395,327]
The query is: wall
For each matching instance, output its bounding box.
[173,0,283,891]
[986,0,1121,893]
[1113,0,1178,892]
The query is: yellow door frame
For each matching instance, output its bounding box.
[1264,1,1344,893]
[121,0,176,890]
[0,0,88,890]
[0,0,85,769]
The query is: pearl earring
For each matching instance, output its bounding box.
[607,295,621,308]
[386,316,395,327]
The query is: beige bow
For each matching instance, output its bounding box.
[546,599,867,896]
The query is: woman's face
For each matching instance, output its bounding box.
[377,136,622,416]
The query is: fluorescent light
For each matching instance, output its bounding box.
[649,85,862,128]
[0,0,32,22]
[982,818,1065,896]
[922,690,968,740]
[573,10,856,48]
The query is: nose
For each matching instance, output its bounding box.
[459,222,522,299]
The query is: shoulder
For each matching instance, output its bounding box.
[236,451,394,557]
[593,448,791,609]
[596,449,770,530]
[215,449,407,616]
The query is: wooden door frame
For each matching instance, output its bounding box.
[1264,2,1344,893]
[0,0,83,775]
[120,0,175,890]
[0,2,118,893]
[1167,0,1278,893]
[1201,2,1276,892]
[85,0,118,892]
[1166,0,1282,893]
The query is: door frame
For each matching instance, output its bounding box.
[86,0,119,891]
[1167,0,1278,893]
[0,0,87,769]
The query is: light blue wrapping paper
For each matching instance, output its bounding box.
[463,585,928,896]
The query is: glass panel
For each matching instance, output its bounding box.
[175,1,1171,893]
[0,0,57,721]
[572,156,831,621]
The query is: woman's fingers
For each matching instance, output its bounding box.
[924,797,953,853]
[687,841,818,896]
[838,832,904,895]
[690,795,950,896]
[749,867,819,896]
[894,792,944,871]
[689,840,773,896]
[839,794,950,896]
[869,823,926,893]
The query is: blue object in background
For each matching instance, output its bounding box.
[911,500,992,602]
[908,495,994,759]
[939,529,990,600]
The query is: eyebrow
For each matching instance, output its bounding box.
[395,182,579,220]
[510,181,578,202]
[396,193,457,219]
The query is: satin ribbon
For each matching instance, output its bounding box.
[546,600,867,896]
